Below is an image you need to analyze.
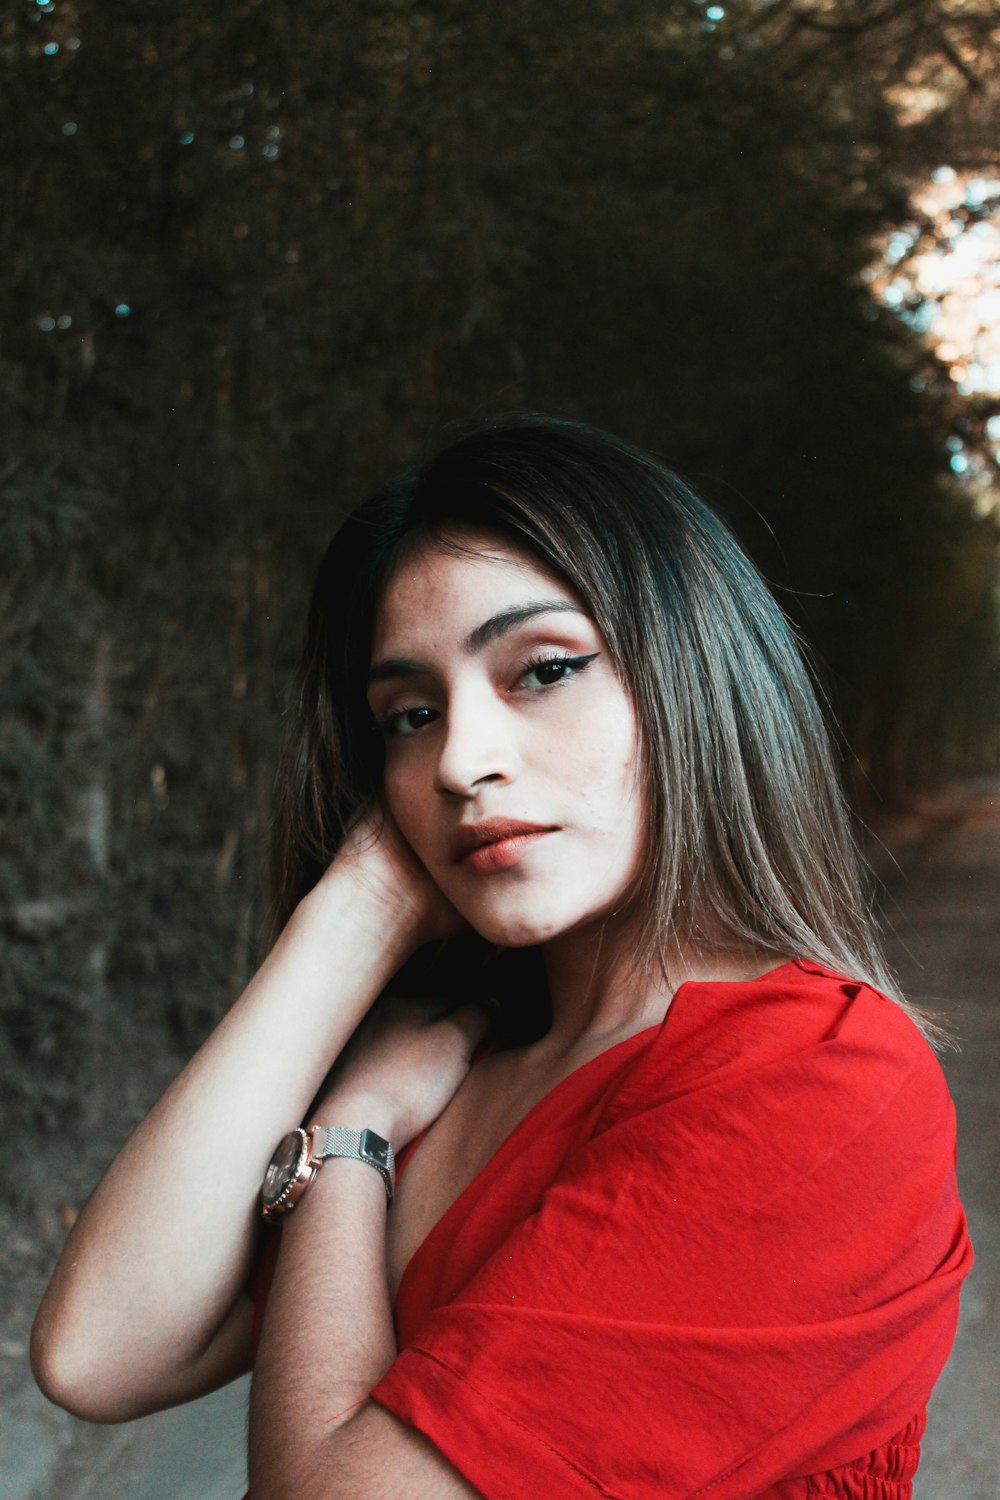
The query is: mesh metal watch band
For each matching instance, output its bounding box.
[311,1126,395,1199]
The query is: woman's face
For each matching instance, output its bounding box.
[367,530,645,948]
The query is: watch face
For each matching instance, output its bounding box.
[262,1130,307,1209]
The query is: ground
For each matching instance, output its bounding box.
[879,779,1000,1500]
[2,779,997,1499]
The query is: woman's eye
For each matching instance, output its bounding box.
[521,653,599,688]
[380,706,438,739]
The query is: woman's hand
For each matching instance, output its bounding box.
[322,802,466,949]
[312,994,492,1147]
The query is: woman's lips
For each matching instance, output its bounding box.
[463,831,554,873]
[449,819,557,873]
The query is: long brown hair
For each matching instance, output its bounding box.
[272,417,913,1028]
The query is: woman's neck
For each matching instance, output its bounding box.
[539,919,787,1056]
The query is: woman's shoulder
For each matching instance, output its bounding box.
[609,957,952,1128]
[671,955,937,1059]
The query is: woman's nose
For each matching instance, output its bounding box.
[433,693,518,797]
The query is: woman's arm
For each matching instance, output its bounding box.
[249,1155,481,1500]
[30,816,453,1423]
[248,1006,489,1500]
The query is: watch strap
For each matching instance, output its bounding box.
[310,1125,395,1200]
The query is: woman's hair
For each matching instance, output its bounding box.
[272,415,912,1027]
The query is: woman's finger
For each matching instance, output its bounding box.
[443,1000,494,1051]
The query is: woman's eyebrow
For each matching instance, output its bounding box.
[368,600,586,685]
[465,600,586,653]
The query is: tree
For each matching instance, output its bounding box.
[1,0,997,1224]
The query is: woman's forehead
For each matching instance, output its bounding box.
[377,526,576,605]
[395,524,561,578]
[370,528,585,655]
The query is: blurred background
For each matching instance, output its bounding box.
[2,1,999,1495]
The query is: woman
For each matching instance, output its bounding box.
[32,417,972,1499]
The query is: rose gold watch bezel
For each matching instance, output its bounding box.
[261,1127,318,1221]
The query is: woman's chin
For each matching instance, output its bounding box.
[454,886,642,955]
[457,905,577,951]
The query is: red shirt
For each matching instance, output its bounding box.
[369,960,972,1498]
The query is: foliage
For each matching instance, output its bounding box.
[1,0,998,1214]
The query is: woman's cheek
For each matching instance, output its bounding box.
[383,770,430,863]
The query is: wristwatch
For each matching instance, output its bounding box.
[261,1125,395,1221]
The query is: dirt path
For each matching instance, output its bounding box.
[1,1375,249,1500]
[3,780,997,1499]
[880,779,1000,1500]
